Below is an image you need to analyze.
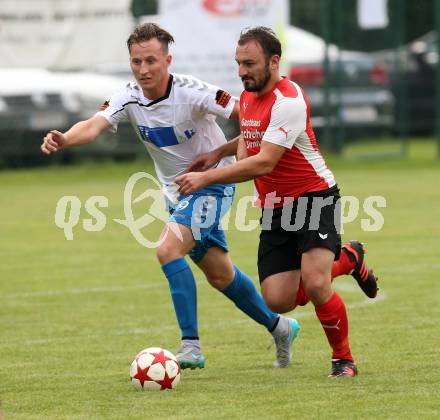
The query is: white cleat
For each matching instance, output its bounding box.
[271,317,300,368]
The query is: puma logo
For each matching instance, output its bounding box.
[279,126,291,139]
[322,319,341,330]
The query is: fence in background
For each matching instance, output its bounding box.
[1,0,438,168]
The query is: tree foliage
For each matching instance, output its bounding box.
[290,0,434,51]
[131,0,158,18]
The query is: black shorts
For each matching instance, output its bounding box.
[257,186,341,283]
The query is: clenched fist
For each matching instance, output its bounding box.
[41,130,67,155]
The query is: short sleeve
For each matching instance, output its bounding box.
[262,96,307,149]
[175,75,237,119]
[201,85,237,119]
[95,89,130,133]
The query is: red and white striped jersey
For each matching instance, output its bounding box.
[240,77,336,208]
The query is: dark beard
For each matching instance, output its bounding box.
[242,66,271,92]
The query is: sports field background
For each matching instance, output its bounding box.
[1,139,439,419]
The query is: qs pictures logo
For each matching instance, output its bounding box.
[54,172,387,248]
[54,172,182,248]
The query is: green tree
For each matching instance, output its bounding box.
[290,0,434,50]
[131,0,158,19]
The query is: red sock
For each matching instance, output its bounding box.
[315,292,353,361]
[331,249,356,279]
[294,280,310,307]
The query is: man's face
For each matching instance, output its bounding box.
[235,41,271,92]
[129,38,171,96]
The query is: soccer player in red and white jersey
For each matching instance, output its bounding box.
[177,26,379,378]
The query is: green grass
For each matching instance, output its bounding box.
[1,139,440,419]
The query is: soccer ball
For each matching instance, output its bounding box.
[130,347,181,391]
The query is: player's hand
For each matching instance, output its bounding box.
[175,172,210,195]
[185,150,221,173]
[41,130,67,155]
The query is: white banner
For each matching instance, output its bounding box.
[0,0,134,69]
[160,0,289,96]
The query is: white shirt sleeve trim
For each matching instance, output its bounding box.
[262,90,307,149]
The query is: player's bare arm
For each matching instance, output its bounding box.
[236,136,248,160]
[185,135,240,172]
[176,140,286,194]
[41,115,111,155]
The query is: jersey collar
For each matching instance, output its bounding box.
[131,74,174,107]
[146,74,174,107]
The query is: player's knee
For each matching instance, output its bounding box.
[267,299,294,314]
[301,271,331,302]
[206,274,233,290]
[156,242,185,265]
[262,290,295,314]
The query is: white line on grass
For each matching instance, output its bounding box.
[8,278,360,298]
[293,291,387,320]
[7,291,387,348]
[8,283,165,298]
[3,279,385,347]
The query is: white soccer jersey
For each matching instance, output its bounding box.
[97,73,236,199]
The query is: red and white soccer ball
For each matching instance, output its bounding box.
[130,347,181,391]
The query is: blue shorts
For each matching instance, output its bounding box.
[167,184,235,263]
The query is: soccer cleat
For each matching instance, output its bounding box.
[271,317,300,368]
[176,340,206,370]
[328,359,358,378]
[342,240,379,298]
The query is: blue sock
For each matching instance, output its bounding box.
[162,258,198,339]
[221,266,279,331]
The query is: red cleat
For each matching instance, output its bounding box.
[328,359,358,378]
[342,240,379,299]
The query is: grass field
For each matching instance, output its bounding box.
[1,139,439,419]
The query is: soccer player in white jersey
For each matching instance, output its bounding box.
[41,23,300,370]
[177,27,379,378]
